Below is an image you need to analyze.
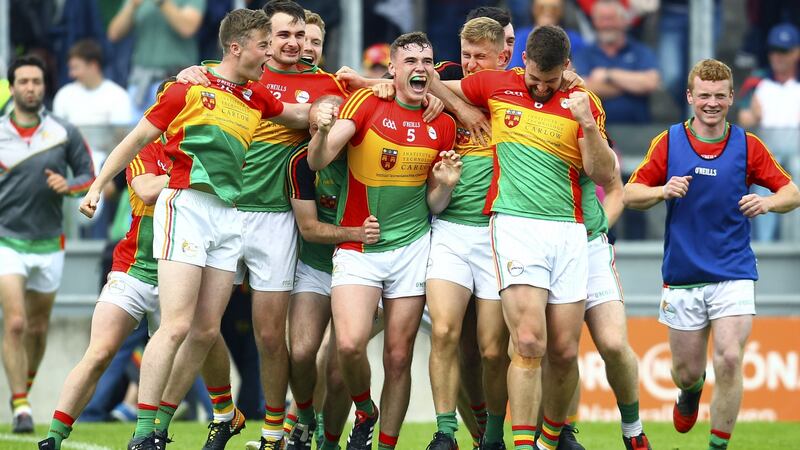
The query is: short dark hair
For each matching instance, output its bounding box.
[8,55,46,85]
[466,6,511,28]
[262,0,305,23]
[389,32,433,60]
[219,8,271,55]
[68,39,104,66]
[525,25,570,71]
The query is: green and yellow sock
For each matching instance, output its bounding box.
[537,416,564,450]
[435,411,458,438]
[207,385,234,422]
[262,403,285,441]
[315,412,324,443]
[484,412,505,444]
[134,403,158,438]
[470,429,481,449]
[283,413,298,435]
[27,371,37,392]
[709,429,730,449]
[471,403,488,434]
[352,389,375,416]
[47,410,74,449]
[11,392,30,415]
[296,397,315,425]
[512,425,536,450]
[154,401,177,432]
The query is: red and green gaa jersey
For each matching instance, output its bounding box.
[112,141,171,285]
[580,175,608,241]
[238,62,349,212]
[287,142,348,273]
[337,89,456,252]
[461,68,607,223]
[145,67,284,205]
[436,121,494,226]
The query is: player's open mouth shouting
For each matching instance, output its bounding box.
[409,74,428,95]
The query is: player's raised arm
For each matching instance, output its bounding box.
[427,150,463,214]
[271,102,312,129]
[307,102,354,171]
[572,90,616,185]
[600,155,624,227]
[79,118,162,217]
[431,78,491,146]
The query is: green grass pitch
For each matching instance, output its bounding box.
[1,421,799,449]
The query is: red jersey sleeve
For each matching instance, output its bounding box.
[576,88,608,141]
[338,88,375,134]
[251,82,285,119]
[460,70,499,108]
[628,130,668,186]
[439,114,457,151]
[746,133,792,191]
[126,141,165,184]
[144,82,189,131]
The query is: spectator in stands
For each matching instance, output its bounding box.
[738,23,800,241]
[107,0,206,117]
[362,43,391,78]
[53,39,134,127]
[573,0,660,124]
[510,0,585,69]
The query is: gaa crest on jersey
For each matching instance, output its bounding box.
[319,194,338,209]
[201,91,216,110]
[242,88,253,101]
[381,148,398,171]
[504,109,522,128]
[456,127,471,145]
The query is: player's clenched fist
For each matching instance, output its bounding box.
[315,101,338,133]
[738,193,772,218]
[360,215,381,244]
[432,150,462,188]
[79,187,102,218]
[566,91,593,126]
[662,175,692,199]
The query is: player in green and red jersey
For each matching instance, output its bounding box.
[79,9,311,449]
[423,17,510,450]
[308,32,460,450]
[440,25,616,450]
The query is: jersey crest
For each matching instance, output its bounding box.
[504,109,522,128]
[201,91,216,110]
[381,148,398,171]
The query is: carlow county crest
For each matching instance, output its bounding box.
[201,91,216,110]
[504,109,522,128]
[381,148,398,171]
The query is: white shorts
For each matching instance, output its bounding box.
[659,280,756,331]
[0,246,64,293]
[152,188,242,272]
[331,232,430,299]
[586,234,623,310]
[235,210,297,291]
[291,260,331,297]
[490,213,588,304]
[426,219,500,300]
[97,271,161,335]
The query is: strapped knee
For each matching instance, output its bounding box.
[511,352,542,369]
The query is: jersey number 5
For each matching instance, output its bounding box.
[407,128,416,142]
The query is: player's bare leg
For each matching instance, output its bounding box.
[537,301,584,448]
[501,285,547,448]
[133,260,202,438]
[0,274,31,421]
[476,299,509,446]
[250,290,291,443]
[154,266,234,434]
[319,325,350,450]
[198,335,246,449]
[427,279,471,442]
[457,302,486,447]
[669,326,710,435]
[708,315,752,449]
[23,289,56,383]
[288,291,332,433]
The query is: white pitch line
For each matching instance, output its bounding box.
[0,433,113,450]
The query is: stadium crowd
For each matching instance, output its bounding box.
[1,1,799,450]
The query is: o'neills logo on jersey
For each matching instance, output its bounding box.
[456,127,471,145]
[295,90,310,103]
[201,91,216,110]
[381,148,398,170]
[694,166,717,176]
[504,109,522,128]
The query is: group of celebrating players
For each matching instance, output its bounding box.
[25,1,800,450]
